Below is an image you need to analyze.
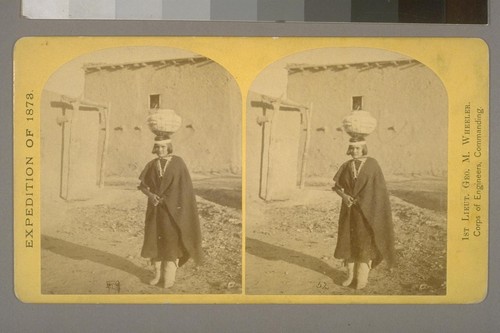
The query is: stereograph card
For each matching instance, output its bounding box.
[13,37,488,304]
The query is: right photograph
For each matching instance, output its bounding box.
[246,47,447,295]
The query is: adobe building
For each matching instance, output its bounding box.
[247,58,447,201]
[42,55,241,200]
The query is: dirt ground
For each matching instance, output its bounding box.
[245,177,447,295]
[41,174,446,297]
[41,175,242,295]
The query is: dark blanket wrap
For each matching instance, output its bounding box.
[139,155,203,267]
[333,157,395,268]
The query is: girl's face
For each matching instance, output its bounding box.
[156,144,169,158]
[350,146,363,159]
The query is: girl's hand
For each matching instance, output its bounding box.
[343,194,355,207]
[149,194,161,206]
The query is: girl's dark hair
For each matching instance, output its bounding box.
[151,143,173,154]
[346,144,368,156]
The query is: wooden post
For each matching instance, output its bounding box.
[59,107,72,199]
[63,102,79,200]
[299,103,313,189]
[98,103,111,188]
[260,101,280,200]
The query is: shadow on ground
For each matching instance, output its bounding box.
[246,237,344,285]
[104,176,242,210]
[385,178,447,212]
[389,190,446,212]
[193,177,242,210]
[41,235,150,283]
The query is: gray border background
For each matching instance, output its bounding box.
[1,1,498,332]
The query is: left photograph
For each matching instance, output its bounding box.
[39,46,242,294]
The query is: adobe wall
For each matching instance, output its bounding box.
[83,60,242,178]
[286,63,448,178]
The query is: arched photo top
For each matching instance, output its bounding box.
[42,46,242,202]
[247,46,448,201]
[246,46,450,298]
[38,45,243,296]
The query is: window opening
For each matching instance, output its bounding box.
[149,94,160,109]
[352,96,363,110]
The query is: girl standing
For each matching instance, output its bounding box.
[332,136,395,289]
[138,134,203,288]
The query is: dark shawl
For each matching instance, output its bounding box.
[333,157,395,268]
[139,155,203,267]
